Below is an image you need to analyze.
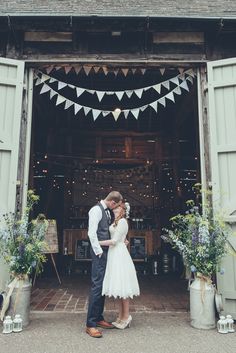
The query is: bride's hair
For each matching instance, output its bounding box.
[113,201,130,227]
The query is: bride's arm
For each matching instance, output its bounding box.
[99,239,115,246]
[99,219,128,247]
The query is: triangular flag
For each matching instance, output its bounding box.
[84,106,91,116]
[166,92,175,103]
[76,87,84,97]
[41,74,50,82]
[74,103,82,115]
[122,68,129,77]
[56,95,66,106]
[46,66,54,74]
[58,81,67,90]
[35,77,42,86]
[64,100,74,110]
[180,80,189,91]
[178,68,184,74]
[162,80,170,90]
[170,76,179,86]
[92,109,101,121]
[134,89,143,99]
[93,66,100,73]
[87,89,95,94]
[102,67,109,75]
[83,66,92,76]
[40,84,51,95]
[126,90,133,98]
[55,66,62,71]
[186,76,194,84]
[153,84,161,94]
[68,84,74,88]
[173,86,182,95]
[96,91,105,102]
[141,68,146,75]
[160,68,165,75]
[102,111,110,117]
[131,109,139,120]
[112,110,121,121]
[115,91,125,101]
[186,69,196,78]
[49,90,57,100]
[123,110,129,119]
[74,66,82,74]
[49,77,57,83]
[106,91,113,95]
[114,68,119,76]
[158,96,166,107]
[64,66,72,74]
[132,68,137,74]
[150,101,158,112]
[140,105,148,112]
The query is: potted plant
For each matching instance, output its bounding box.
[162,184,232,329]
[0,190,48,326]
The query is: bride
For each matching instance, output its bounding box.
[99,201,140,329]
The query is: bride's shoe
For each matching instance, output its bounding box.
[112,318,122,327]
[115,315,132,329]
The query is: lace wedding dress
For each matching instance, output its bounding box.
[102,218,140,299]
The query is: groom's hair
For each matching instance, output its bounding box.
[105,191,123,203]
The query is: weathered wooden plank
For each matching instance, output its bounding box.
[24,31,73,42]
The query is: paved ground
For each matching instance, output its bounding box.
[1,312,236,353]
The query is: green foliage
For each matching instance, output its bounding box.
[162,185,232,278]
[0,190,48,277]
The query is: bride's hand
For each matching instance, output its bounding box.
[124,239,129,247]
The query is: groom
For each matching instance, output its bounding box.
[86,191,123,338]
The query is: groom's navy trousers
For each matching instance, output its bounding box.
[86,247,108,327]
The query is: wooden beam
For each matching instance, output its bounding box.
[24,31,73,42]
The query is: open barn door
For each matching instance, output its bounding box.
[207,58,236,318]
[0,58,25,290]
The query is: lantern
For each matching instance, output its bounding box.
[13,314,23,332]
[2,316,13,334]
[226,315,235,333]
[217,315,228,334]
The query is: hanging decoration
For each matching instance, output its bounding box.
[35,70,196,121]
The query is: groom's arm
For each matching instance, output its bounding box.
[88,206,103,256]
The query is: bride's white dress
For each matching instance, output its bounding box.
[102,218,140,299]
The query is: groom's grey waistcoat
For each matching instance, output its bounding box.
[96,202,110,241]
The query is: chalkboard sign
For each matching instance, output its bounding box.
[75,239,91,260]
[130,237,146,259]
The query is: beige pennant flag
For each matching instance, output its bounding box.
[65,100,74,110]
[186,69,196,78]
[114,68,119,76]
[76,87,84,97]
[178,68,185,74]
[166,92,175,103]
[153,84,161,94]
[35,77,42,86]
[160,68,165,75]
[40,84,51,94]
[102,67,109,75]
[64,66,72,74]
[112,109,121,121]
[58,81,67,90]
[49,77,57,83]
[158,96,166,107]
[84,106,91,116]
[141,68,146,75]
[46,66,54,74]
[74,66,82,74]
[74,103,82,115]
[56,95,66,106]
[134,89,143,99]
[49,89,57,100]
[123,110,129,119]
[83,66,92,76]
[92,109,101,121]
[93,66,100,73]
[55,66,62,71]
[41,74,50,82]
[180,80,189,91]
[115,91,125,100]
[132,68,137,74]
[162,80,170,90]
[150,101,158,112]
[121,68,129,77]
[170,76,179,86]
[140,105,148,112]
[186,76,194,84]
[173,86,182,95]
[102,111,110,117]
[126,90,133,98]
[96,91,105,102]
[131,109,139,120]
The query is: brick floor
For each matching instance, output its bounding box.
[31,274,189,313]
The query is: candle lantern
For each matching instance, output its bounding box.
[13,314,23,332]
[217,315,228,334]
[226,315,235,333]
[2,316,13,334]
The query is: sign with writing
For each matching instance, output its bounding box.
[130,237,146,259]
[44,220,59,254]
[75,239,91,260]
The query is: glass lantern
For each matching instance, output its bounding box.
[217,315,228,334]
[2,315,13,334]
[226,315,235,333]
[13,314,23,332]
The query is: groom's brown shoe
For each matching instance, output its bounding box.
[86,327,103,338]
[96,320,114,329]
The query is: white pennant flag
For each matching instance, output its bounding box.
[64,66,72,74]
[40,84,51,95]
[153,84,161,94]
[173,86,182,95]
[178,68,184,74]
[126,90,133,98]
[132,68,137,74]
[102,111,110,117]
[122,68,129,77]
[186,69,196,78]
[186,76,194,84]
[41,74,50,82]
[64,100,74,110]
[93,66,100,73]
[150,101,158,112]
[162,80,170,90]
[46,66,54,74]
[49,90,57,100]
[160,68,165,75]
[68,84,74,89]
[114,68,119,76]
[35,77,42,86]
[56,95,66,106]
[134,89,143,99]
[55,66,62,71]
[180,80,189,91]
[140,105,148,112]
[158,96,166,107]
[115,91,124,101]
[112,110,121,121]
[76,87,84,97]
[123,110,129,119]
[74,103,82,115]
[49,77,57,83]
[131,109,139,120]
[102,67,109,75]
[141,68,146,75]
[74,66,82,74]
[96,91,105,102]
[58,81,67,90]
[166,92,175,103]
[83,66,92,76]
[84,106,91,116]
[92,109,101,121]
[170,76,179,86]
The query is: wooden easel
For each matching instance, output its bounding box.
[33,253,61,286]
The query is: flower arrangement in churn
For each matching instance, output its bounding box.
[0,190,48,279]
[162,184,232,280]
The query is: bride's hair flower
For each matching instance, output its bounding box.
[124,202,130,219]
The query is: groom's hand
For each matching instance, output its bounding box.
[97,253,103,258]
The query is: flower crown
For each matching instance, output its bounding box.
[124,202,130,219]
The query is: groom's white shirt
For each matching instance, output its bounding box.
[88,200,107,256]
